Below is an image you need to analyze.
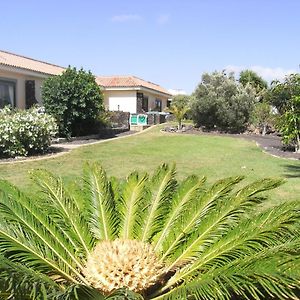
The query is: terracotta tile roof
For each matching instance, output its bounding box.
[96,75,171,96]
[0,50,171,96]
[0,50,65,75]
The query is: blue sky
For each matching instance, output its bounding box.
[2,0,300,93]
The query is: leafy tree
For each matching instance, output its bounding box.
[0,163,300,299]
[267,73,300,113]
[167,95,191,130]
[276,95,300,152]
[239,70,268,93]
[42,67,104,137]
[170,94,190,108]
[251,101,274,135]
[266,74,300,151]
[191,71,257,132]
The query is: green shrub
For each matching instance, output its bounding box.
[42,67,104,137]
[191,71,256,132]
[0,107,57,157]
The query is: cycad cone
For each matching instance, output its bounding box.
[84,239,165,294]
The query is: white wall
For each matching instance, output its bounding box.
[0,67,47,108]
[143,91,169,111]
[103,90,137,113]
[102,89,170,113]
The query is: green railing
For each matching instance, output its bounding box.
[130,114,148,125]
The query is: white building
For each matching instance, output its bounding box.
[0,50,171,113]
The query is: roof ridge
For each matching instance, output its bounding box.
[0,49,66,70]
[131,75,161,87]
[96,75,171,95]
[97,75,132,78]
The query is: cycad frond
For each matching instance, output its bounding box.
[153,175,206,253]
[164,201,300,290]
[156,250,300,300]
[32,170,93,256]
[83,163,117,240]
[0,254,60,300]
[160,176,243,262]
[118,172,148,240]
[165,178,283,271]
[140,164,176,243]
[54,284,105,300]
[0,182,85,283]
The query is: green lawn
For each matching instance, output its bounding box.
[0,126,299,205]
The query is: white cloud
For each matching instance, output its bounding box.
[157,14,170,25]
[225,65,297,82]
[168,89,187,96]
[111,14,142,23]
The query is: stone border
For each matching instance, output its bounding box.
[255,142,299,161]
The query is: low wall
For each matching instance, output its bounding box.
[147,113,166,125]
[109,111,130,129]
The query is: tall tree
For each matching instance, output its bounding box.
[171,94,190,108]
[239,70,268,92]
[267,74,300,152]
[191,71,256,132]
[252,101,274,136]
[267,73,300,113]
[276,95,300,152]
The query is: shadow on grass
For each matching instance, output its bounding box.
[283,164,300,178]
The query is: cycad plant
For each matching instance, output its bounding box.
[167,102,190,130]
[0,163,300,299]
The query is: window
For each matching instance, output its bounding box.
[142,96,148,112]
[25,80,38,108]
[0,80,16,108]
[137,92,148,113]
[154,99,162,112]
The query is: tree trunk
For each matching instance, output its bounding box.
[262,124,267,136]
[178,119,182,131]
[291,104,300,153]
[296,133,300,153]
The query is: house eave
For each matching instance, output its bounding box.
[139,86,172,98]
[100,85,172,98]
[0,63,60,78]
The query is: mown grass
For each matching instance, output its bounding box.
[0,126,299,205]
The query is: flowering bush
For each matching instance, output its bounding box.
[0,107,58,158]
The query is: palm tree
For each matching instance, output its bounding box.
[168,104,189,130]
[167,96,190,130]
[0,163,300,299]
